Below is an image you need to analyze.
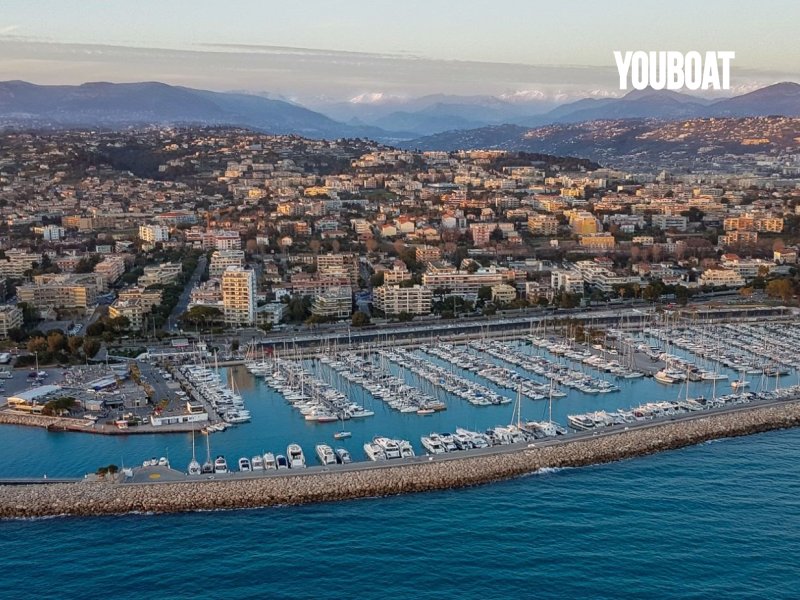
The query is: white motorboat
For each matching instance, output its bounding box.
[250,455,264,470]
[315,444,336,466]
[287,444,306,468]
[275,454,289,469]
[213,455,228,474]
[238,457,252,472]
[363,442,386,461]
[373,437,401,459]
[420,434,446,454]
[263,452,277,470]
[335,448,352,464]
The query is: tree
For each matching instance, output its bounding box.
[17,302,37,326]
[46,331,67,354]
[765,278,794,303]
[477,285,493,302]
[351,311,370,327]
[370,272,385,287]
[67,335,84,354]
[83,338,101,359]
[7,327,26,343]
[309,239,321,254]
[27,336,48,354]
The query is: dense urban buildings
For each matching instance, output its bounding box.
[0,126,797,345]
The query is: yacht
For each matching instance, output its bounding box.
[315,444,337,466]
[731,379,751,390]
[335,448,352,464]
[263,452,277,470]
[238,457,252,472]
[398,439,415,458]
[250,455,264,471]
[420,434,446,454]
[452,431,474,450]
[213,455,229,474]
[333,431,352,440]
[287,444,306,468]
[567,414,595,430]
[363,442,386,461]
[373,437,402,459]
[275,454,289,469]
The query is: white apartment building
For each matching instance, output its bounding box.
[373,285,432,316]
[651,215,688,231]
[550,269,584,294]
[310,286,352,319]
[699,268,746,288]
[214,230,242,251]
[210,249,246,278]
[0,305,23,339]
[139,224,170,244]
[221,266,256,326]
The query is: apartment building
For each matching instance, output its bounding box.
[316,253,359,286]
[117,287,163,311]
[139,224,170,244]
[221,266,257,326]
[0,249,40,279]
[415,245,442,264]
[310,286,352,319]
[373,284,432,316]
[550,269,584,294]
[490,284,517,304]
[0,305,23,339]
[382,260,411,285]
[210,249,246,278]
[699,268,746,288]
[421,263,513,299]
[94,256,127,289]
[17,273,101,314]
[651,215,688,231]
[527,214,559,236]
[138,263,182,287]
[579,233,616,251]
[108,299,147,331]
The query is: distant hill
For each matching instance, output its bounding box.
[0,80,401,139]
[400,116,800,169]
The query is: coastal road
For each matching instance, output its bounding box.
[164,254,207,333]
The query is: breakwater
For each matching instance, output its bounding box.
[3,400,800,519]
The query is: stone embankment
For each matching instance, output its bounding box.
[0,411,92,431]
[3,401,800,519]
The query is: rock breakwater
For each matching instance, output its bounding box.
[3,400,800,519]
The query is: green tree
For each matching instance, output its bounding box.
[351,311,370,327]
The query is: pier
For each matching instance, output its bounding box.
[2,395,800,519]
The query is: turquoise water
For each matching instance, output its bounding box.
[0,340,795,478]
[2,428,799,599]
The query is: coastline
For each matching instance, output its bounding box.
[2,398,800,519]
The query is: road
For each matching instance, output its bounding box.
[164,254,207,333]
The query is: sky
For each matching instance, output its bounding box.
[0,0,798,103]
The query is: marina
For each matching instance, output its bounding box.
[4,315,800,479]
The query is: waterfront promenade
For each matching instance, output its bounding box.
[2,395,799,519]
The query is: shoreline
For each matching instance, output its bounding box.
[2,398,800,519]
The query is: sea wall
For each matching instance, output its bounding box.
[3,401,800,519]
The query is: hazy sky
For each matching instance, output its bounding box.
[1,0,798,102]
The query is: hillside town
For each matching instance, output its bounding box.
[0,126,797,361]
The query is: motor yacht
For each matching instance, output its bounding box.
[287,444,306,468]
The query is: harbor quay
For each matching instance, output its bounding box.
[2,397,800,519]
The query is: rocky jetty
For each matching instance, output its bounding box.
[3,401,800,519]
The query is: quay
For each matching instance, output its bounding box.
[2,395,799,519]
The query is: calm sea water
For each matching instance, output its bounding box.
[2,428,799,599]
[0,338,794,478]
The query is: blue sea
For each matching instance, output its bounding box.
[2,341,799,597]
[1,428,799,599]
